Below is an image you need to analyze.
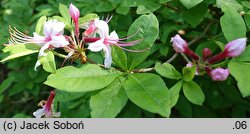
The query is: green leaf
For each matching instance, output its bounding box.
[127,13,159,70]
[44,64,119,92]
[180,0,203,9]
[59,3,71,25]
[216,0,243,11]
[116,6,130,15]
[244,12,250,29]
[111,46,128,70]
[229,61,250,97]
[124,73,171,117]
[136,2,161,14]
[242,1,250,9]
[159,0,172,4]
[235,46,250,62]
[0,77,14,94]
[35,16,46,35]
[154,62,182,80]
[169,81,183,108]
[182,65,196,82]
[55,90,86,102]
[220,5,246,41]
[1,44,40,62]
[90,78,128,118]
[183,81,205,105]
[38,51,56,73]
[182,2,207,27]
[79,13,99,28]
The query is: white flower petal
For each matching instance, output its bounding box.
[38,42,50,57]
[34,60,41,71]
[103,45,112,68]
[44,20,65,37]
[32,33,45,44]
[33,108,45,118]
[50,35,69,48]
[88,39,105,52]
[94,20,109,38]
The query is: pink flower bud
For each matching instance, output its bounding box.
[209,68,230,81]
[224,38,247,57]
[202,48,212,61]
[69,3,80,22]
[170,34,188,53]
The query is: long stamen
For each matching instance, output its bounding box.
[105,14,113,23]
[117,39,143,46]
[118,28,142,40]
[120,46,149,52]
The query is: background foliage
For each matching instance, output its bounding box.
[1,0,250,118]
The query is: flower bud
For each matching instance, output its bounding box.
[170,34,188,53]
[202,48,212,61]
[224,38,247,57]
[209,68,230,81]
[69,3,80,22]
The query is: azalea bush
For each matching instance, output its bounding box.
[1,0,250,118]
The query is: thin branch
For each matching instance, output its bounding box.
[165,21,214,64]
[133,67,154,73]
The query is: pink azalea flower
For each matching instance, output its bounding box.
[33,91,60,118]
[224,38,247,57]
[207,38,247,64]
[9,19,69,70]
[206,67,230,81]
[86,20,141,68]
[170,34,199,60]
[170,34,188,53]
[69,3,80,35]
[69,3,80,23]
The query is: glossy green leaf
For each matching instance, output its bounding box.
[136,2,161,14]
[180,0,203,9]
[235,46,250,62]
[182,65,196,82]
[216,0,243,11]
[182,2,207,27]
[124,73,171,117]
[244,12,250,29]
[169,81,183,108]
[155,62,182,80]
[55,90,86,102]
[44,64,119,92]
[242,1,250,8]
[90,78,128,118]
[127,13,159,70]
[59,3,71,25]
[116,6,130,15]
[0,44,40,62]
[111,46,128,70]
[35,16,46,35]
[229,61,250,97]
[220,5,246,41]
[183,81,205,105]
[38,51,56,73]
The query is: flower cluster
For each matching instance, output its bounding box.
[171,34,247,81]
[7,3,142,70]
